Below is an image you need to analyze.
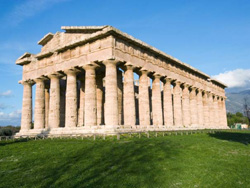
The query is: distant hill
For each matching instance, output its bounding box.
[225,89,250,114]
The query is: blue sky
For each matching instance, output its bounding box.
[0,0,249,125]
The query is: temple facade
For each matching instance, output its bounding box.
[15,26,228,136]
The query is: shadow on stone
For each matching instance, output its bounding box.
[208,131,250,145]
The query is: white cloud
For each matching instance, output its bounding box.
[5,0,70,26]
[0,90,13,97]
[212,69,250,88]
[0,109,21,126]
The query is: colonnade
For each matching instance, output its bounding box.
[20,60,227,131]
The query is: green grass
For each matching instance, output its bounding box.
[0,131,249,188]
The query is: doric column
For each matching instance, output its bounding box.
[45,86,50,129]
[208,92,214,128]
[65,69,79,128]
[190,87,198,127]
[77,75,85,127]
[83,63,97,127]
[213,95,220,128]
[203,91,210,128]
[96,72,104,125]
[182,83,190,127]
[34,77,46,129]
[152,73,163,127]
[163,78,173,127]
[48,73,62,128]
[117,69,123,125]
[197,89,204,127]
[103,60,119,126]
[139,69,150,126]
[218,97,223,127]
[123,64,136,126]
[221,97,228,128]
[20,80,34,131]
[173,81,182,127]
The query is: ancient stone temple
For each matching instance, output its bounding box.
[15,26,228,136]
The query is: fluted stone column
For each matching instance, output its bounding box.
[48,73,62,128]
[197,89,204,127]
[20,80,34,131]
[78,76,85,127]
[34,77,46,129]
[213,95,220,128]
[190,87,198,127]
[139,70,150,126]
[103,60,119,126]
[173,81,182,127]
[96,72,104,125]
[65,69,78,128]
[208,92,214,128]
[163,78,173,127]
[218,97,223,127]
[45,86,50,129]
[117,69,123,125]
[123,64,136,126]
[83,64,97,127]
[152,74,163,127]
[221,97,228,127]
[203,92,210,128]
[182,83,190,127]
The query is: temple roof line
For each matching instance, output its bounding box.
[17,25,227,87]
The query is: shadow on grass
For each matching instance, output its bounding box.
[0,139,29,147]
[208,132,250,145]
[25,139,178,187]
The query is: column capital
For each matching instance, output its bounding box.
[103,59,120,66]
[197,88,204,93]
[48,72,64,79]
[124,62,137,70]
[190,86,198,91]
[82,62,99,70]
[64,67,82,75]
[19,79,35,86]
[181,82,191,88]
[138,68,150,75]
[163,77,173,83]
[34,76,48,83]
[172,80,181,86]
[152,73,162,79]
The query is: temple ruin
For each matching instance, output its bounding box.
[15,26,228,136]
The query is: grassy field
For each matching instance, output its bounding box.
[0,130,249,188]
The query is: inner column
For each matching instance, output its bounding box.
[77,74,85,127]
[96,71,105,125]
